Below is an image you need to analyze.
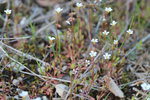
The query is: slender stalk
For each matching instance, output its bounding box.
[77,6,82,53]
[45,44,52,73]
[120,33,129,50]
[5,14,9,73]
[69,0,75,98]
[55,15,59,58]
[49,44,51,72]
[6,15,9,38]
[70,75,73,100]
[88,5,92,39]
[44,46,47,66]
[54,14,59,76]
[122,34,129,51]
[71,0,76,63]
[85,63,95,98]
[14,4,21,37]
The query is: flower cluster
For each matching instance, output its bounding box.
[105,7,112,13]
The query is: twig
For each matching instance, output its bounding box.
[120,75,150,87]
[0,36,31,40]
[94,16,102,35]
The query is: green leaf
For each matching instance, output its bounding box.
[136,40,142,50]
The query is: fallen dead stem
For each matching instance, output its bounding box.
[120,75,150,87]
[0,36,31,40]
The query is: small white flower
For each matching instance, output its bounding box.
[141,82,150,91]
[102,30,109,35]
[105,7,112,13]
[19,91,28,97]
[55,7,63,13]
[48,36,55,41]
[91,38,98,43]
[103,53,111,60]
[110,20,117,26]
[85,60,90,66]
[89,51,97,57]
[66,20,70,25]
[4,9,11,15]
[76,3,83,8]
[113,40,118,45]
[102,18,106,22]
[127,29,133,35]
